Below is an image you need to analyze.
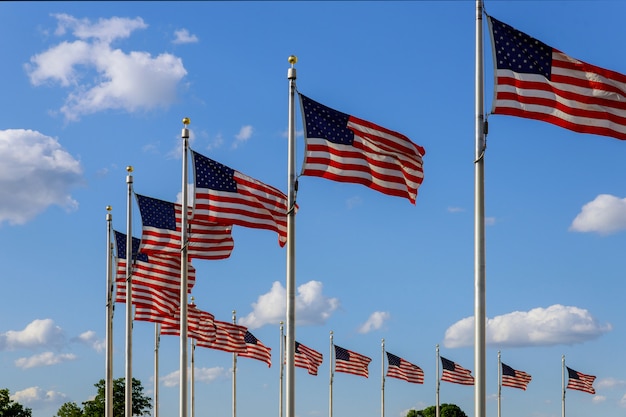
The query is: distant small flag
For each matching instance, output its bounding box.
[294,341,323,376]
[488,15,626,141]
[566,366,596,394]
[386,352,424,384]
[196,320,248,354]
[159,303,216,343]
[136,193,234,260]
[299,93,425,204]
[501,362,532,390]
[440,356,474,386]
[191,150,289,246]
[334,345,371,378]
[239,330,272,367]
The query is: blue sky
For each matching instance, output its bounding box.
[1,1,625,417]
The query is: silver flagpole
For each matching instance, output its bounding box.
[105,206,114,417]
[155,323,160,417]
[279,321,284,417]
[180,118,191,417]
[562,355,565,417]
[497,351,501,417]
[329,331,334,417]
[285,55,298,417]
[381,339,385,417]
[191,338,195,417]
[232,310,237,417]
[125,166,134,417]
[474,1,487,417]
[436,345,440,417]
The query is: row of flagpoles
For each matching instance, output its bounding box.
[103,1,626,417]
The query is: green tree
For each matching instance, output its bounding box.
[56,378,151,417]
[0,388,32,417]
[55,402,84,417]
[407,404,467,417]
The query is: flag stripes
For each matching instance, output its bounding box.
[334,345,371,378]
[566,367,596,394]
[386,351,424,384]
[294,342,323,376]
[501,362,532,390]
[441,356,474,385]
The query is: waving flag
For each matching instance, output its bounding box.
[488,15,626,140]
[191,150,289,246]
[501,362,532,390]
[136,193,234,260]
[196,320,248,354]
[386,352,424,384]
[334,345,371,378]
[238,331,272,367]
[566,367,596,394]
[441,357,474,385]
[159,303,216,343]
[294,341,323,376]
[299,93,425,203]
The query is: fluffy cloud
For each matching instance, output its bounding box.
[15,352,77,369]
[0,319,65,351]
[73,330,105,352]
[25,14,187,121]
[11,386,68,408]
[161,367,226,387]
[172,28,198,44]
[0,129,83,225]
[570,194,626,235]
[232,125,253,149]
[358,311,391,334]
[238,281,339,329]
[444,305,612,348]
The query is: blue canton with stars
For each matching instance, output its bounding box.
[490,16,552,79]
[386,352,401,367]
[136,194,177,230]
[334,345,350,361]
[300,94,354,145]
[192,150,238,192]
[114,230,148,262]
[244,331,258,345]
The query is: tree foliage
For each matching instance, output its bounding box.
[0,388,32,417]
[407,403,468,417]
[56,378,151,417]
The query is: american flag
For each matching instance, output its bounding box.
[488,15,626,141]
[501,362,532,390]
[135,194,234,260]
[440,357,474,385]
[113,230,194,322]
[159,303,216,343]
[566,366,596,394]
[385,352,424,384]
[299,93,425,204]
[191,150,289,247]
[334,345,371,378]
[196,320,248,354]
[294,341,323,376]
[238,331,271,367]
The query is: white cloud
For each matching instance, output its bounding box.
[15,351,77,369]
[592,395,607,403]
[620,394,626,408]
[443,305,612,348]
[570,194,626,235]
[172,28,198,44]
[232,125,253,149]
[238,281,339,329]
[11,386,68,408]
[161,367,226,387]
[0,129,83,225]
[25,14,187,121]
[74,330,105,352]
[0,319,65,351]
[596,377,626,389]
[358,311,390,334]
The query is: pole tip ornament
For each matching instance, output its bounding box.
[106,205,112,212]
[288,55,298,65]
[126,166,133,173]
[182,117,190,126]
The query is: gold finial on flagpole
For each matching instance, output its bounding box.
[106,205,112,212]
[126,166,133,173]
[183,117,190,126]
[288,55,297,66]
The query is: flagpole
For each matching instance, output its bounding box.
[154,323,160,417]
[125,166,134,417]
[380,339,385,417]
[474,2,487,417]
[562,355,565,417]
[191,338,195,417]
[279,321,284,417]
[329,331,334,417]
[285,55,298,417]
[105,205,114,417]
[497,351,501,417]
[232,310,237,417]
[435,345,440,417]
[180,118,191,417]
